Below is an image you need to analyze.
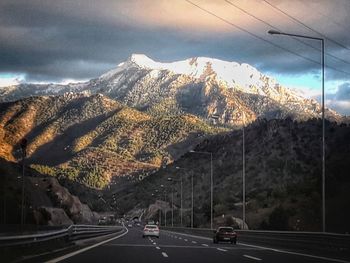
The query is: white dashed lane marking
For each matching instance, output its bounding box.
[217,248,227,252]
[162,252,169,258]
[201,244,208,247]
[243,255,262,261]
[192,241,197,244]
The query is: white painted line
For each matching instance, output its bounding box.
[156,246,160,250]
[45,226,129,263]
[239,242,350,263]
[164,230,350,263]
[192,241,197,244]
[243,254,262,261]
[179,237,182,239]
[201,244,209,247]
[104,244,157,247]
[217,248,227,252]
[184,239,188,242]
[162,252,169,258]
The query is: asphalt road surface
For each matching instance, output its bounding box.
[44,226,350,263]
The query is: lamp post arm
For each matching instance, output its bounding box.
[268,30,323,41]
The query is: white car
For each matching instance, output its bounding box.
[143,224,159,238]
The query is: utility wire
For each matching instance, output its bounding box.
[185,0,350,76]
[185,0,319,66]
[302,1,350,35]
[262,0,350,51]
[225,0,350,66]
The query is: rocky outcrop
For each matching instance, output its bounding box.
[143,200,171,221]
[33,207,73,226]
[27,177,99,225]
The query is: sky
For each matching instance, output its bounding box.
[0,0,349,114]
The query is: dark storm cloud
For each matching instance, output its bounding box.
[326,83,350,115]
[0,0,350,84]
[334,83,350,100]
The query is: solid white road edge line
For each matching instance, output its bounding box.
[243,254,262,261]
[239,242,350,263]
[164,230,350,263]
[45,226,129,263]
[162,252,169,258]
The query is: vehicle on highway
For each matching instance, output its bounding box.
[143,224,160,238]
[213,227,237,244]
[127,223,133,228]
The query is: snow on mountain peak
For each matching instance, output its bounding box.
[100,54,279,95]
[128,54,156,67]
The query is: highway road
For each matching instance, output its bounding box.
[44,226,349,263]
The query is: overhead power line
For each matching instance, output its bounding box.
[225,0,350,66]
[184,0,350,76]
[301,1,350,35]
[185,0,319,66]
[262,0,350,51]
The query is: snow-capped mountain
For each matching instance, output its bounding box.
[0,54,342,125]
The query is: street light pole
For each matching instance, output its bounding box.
[181,173,183,227]
[21,156,25,227]
[164,191,167,227]
[242,112,246,230]
[189,151,213,229]
[175,167,184,227]
[19,138,27,230]
[191,172,194,228]
[268,29,326,232]
[171,187,174,227]
[210,152,213,230]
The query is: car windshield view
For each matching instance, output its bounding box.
[1,1,350,263]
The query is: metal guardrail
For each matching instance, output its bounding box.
[0,224,124,247]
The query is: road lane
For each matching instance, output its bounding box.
[163,229,350,263]
[44,226,350,263]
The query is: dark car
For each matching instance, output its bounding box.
[213,227,237,244]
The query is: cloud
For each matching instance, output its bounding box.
[334,83,350,100]
[326,82,350,115]
[0,0,349,84]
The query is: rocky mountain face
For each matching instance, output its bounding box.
[0,54,343,126]
[0,158,99,225]
[1,54,348,230]
[0,93,220,190]
[116,118,350,233]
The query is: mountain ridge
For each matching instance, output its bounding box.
[0,93,221,189]
[0,54,344,126]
